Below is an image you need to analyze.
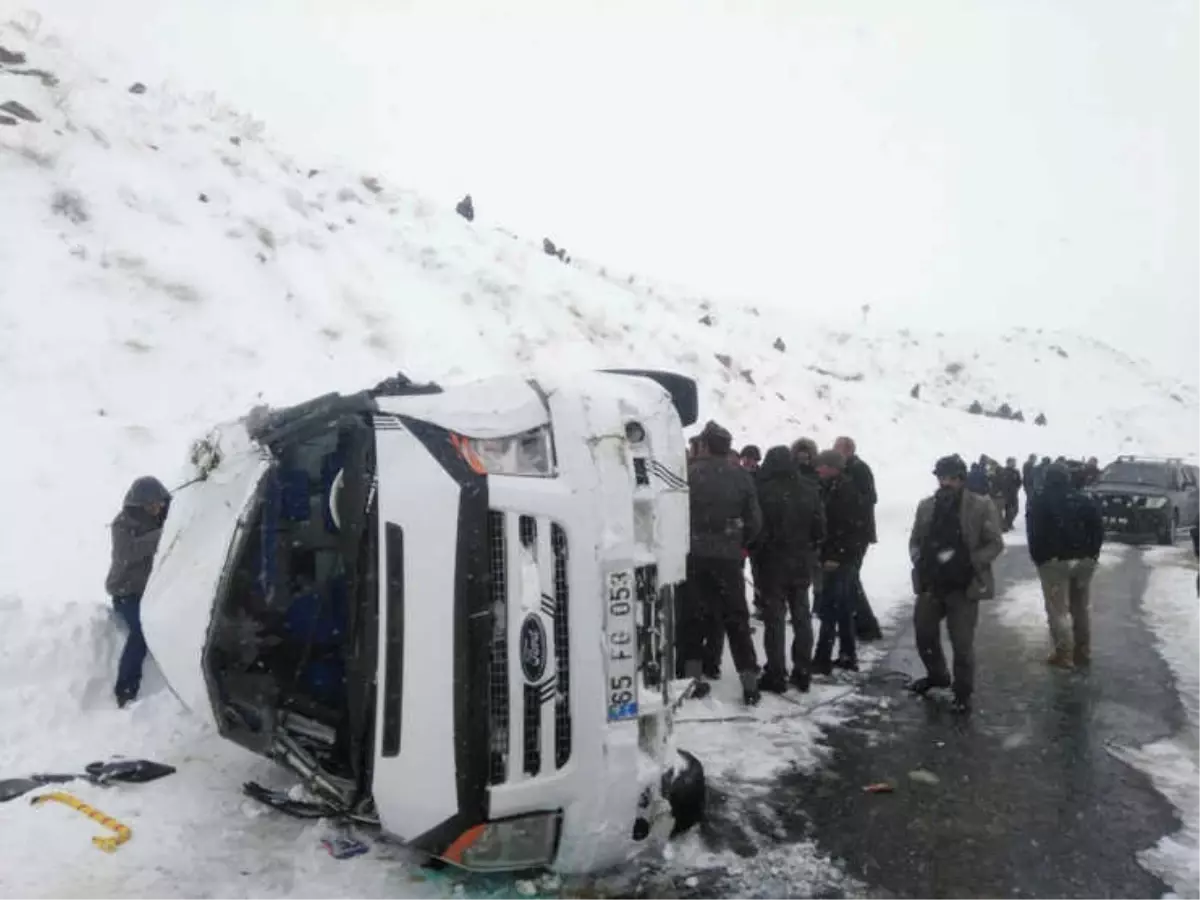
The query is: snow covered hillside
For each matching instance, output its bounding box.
[0,14,1196,898]
[1,18,1194,613]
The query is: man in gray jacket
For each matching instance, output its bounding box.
[908,455,1004,714]
[106,475,171,707]
[682,422,763,705]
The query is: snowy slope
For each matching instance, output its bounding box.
[0,16,1197,898]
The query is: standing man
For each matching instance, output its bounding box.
[753,446,825,693]
[813,450,870,674]
[739,444,764,619]
[1022,454,1038,499]
[998,457,1023,532]
[908,455,1004,714]
[739,445,762,473]
[834,436,883,642]
[1190,513,1200,600]
[792,438,820,483]
[1028,464,1104,668]
[682,422,763,705]
[106,475,171,708]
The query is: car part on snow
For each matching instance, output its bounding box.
[85,759,177,785]
[31,791,132,852]
[666,750,706,837]
[321,834,371,859]
[0,778,45,802]
[863,782,895,794]
[0,759,175,802]
[242,781,379,827]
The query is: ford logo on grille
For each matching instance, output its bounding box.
[520,615,548,683]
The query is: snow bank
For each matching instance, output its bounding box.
[1118,549,1199,897]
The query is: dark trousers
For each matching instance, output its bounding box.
[679,555,758,676]
[850,547,881,638]
[112,594,147,703]
[761,573,813,682]
[913,591,979,699]
[814,564,857,665]
[1003,494,1019,530]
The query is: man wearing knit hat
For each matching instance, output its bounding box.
[908,454,1005,714]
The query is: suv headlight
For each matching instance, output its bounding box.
[446,813,560,871]
[452,426,555,477]
[1144,496,1169,509]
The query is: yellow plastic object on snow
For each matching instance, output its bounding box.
[31,790,132,852]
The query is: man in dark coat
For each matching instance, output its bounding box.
[1022,454,1038,498]
[739,444,764,619]
[1082,457,1101,486]
[1028,464,1104,668]
[966,460,990,496]
[791,437,823,600]
[683,422,763,705]
[752,446,825,693]
[813,450,869,673]
[997,457,1023,532]
[834,436,883,642]
[1190,513,1200,600]
[908,455,1004,714]
[106,475,171,707]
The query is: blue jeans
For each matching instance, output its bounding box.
[814,565,857,665]
[112,595,147,704]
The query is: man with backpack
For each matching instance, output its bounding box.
[1028,463,1104,668]
[908,455,1005,714]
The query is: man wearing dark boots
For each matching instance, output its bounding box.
[908,455,1004,714]
[813,450,869,675]
[681,422,763,705]
[834,436,883,642]
[752,446,825,694]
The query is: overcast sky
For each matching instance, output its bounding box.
[50,0,1199,379]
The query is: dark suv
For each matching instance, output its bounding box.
[1085,456,1200,545]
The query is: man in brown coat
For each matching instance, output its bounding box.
[908,455,1005,714]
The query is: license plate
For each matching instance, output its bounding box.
[605,569,639,722]
[1105,516,1129,527]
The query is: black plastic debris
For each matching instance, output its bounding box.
[0,758,176,803]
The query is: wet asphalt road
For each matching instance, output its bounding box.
[789,538,1186,899]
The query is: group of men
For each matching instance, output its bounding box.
[679,423,881,706]
[962,453,1102,535]
[677,425,1111,716]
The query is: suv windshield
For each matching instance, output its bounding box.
[1098,461,1172,489]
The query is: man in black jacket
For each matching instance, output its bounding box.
[1028,464,1104,668]
[753,446,825,693]
[1190,513,1200,600]
[106,475,171,707]
[997,458,1023,532]
[683,422,763,704]
[813,450,869,673]
[1022,454,1037,499]
[834,436,883,642]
